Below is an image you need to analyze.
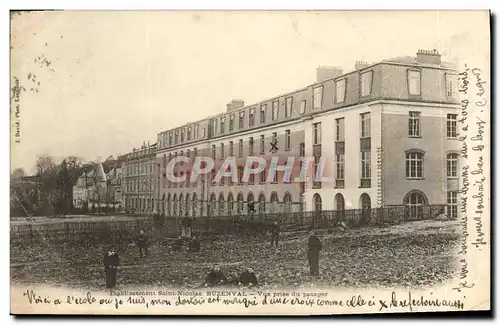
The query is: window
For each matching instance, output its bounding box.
[408,111,421,137]
[249,137,254,155]
[248,171,254,185]
[249,108,255,127]
[201,127,206,138]
[168,132,172,146]
[360,113,371,138]
[220,117,226,133]
[408,70,421,95]
[313,156,321,188]
[272,169,278,183]
[229,141,234,156]
[181,129,185,142]
[285,97,293,117]
[272,132,277,144]
[404,191,426,220]
[360,71,373,97]
[194,124,199,139]
[229,114,234,131]
[194,148,197,157]
[336,118,345,141]
[285,130,291,151]
[313,86,323,109]
[335,79,346,103]
[313,122,322,145]
[260,105,266,124]
[406,151,424,179]
[211,119,218,135]
[447,191,458,219]
[360,151,371,184]
[237,167,244,184]
[260,135,265,154]
[187,127,191,141]
[447,114,457,138]
[272,101,279,120]
[239,111,245,129]
[260,169,266,183]
[447,153,458,178]
[300,100,306,114]
[212,145,216,159]
[174,131,179,144]
[446,74,456,97]
[335,153,345,188]
[220,143,225,159]
[238,139,243,157]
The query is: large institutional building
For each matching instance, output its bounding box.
[122,49,461,219]
[120,142,158,213]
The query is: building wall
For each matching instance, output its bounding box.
[156,119,307,216]
[303,103,381,211]
[121,145,157,213]
[381,102,461,205]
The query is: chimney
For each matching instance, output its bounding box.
[355,61,369,70]
[226,99,246,112]
[316,66,343,82]
[416,49,441,65]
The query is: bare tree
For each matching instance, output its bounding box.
[11,168,25,180]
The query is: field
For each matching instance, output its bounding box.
[10,220,460,290]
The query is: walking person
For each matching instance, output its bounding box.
[307,231,322,276]
[270,220,280,247]
[103,246,119,289]
[137,229,148,258]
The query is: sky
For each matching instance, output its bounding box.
[10,10,489,174]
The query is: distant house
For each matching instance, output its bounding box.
[106,167,122,211]
[72,163,107,209]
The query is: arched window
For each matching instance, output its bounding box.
[247,192,254,214]
[191,194,197,217]
[219,193,225,214]
[172,194,177,216]
[179,194,184,216]
[258,193,266,214]
[335,193,345,211]
[283,192,292,213]
[209,193,216,217]
[185,194,190,217]
[360,193,371,210]
[166,194,171,215]
[313,193,322,212]
[404,190,428,220]
[447,153,458,178]
[227,193,234,215]
[237,193,244,213]
[405,150,424,179]
[270,192,279,214]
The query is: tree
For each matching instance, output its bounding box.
[11,168,25,180]
[35,155,58,215]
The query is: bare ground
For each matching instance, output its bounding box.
[10,220,460,290]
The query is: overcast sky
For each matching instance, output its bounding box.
[10,10,489,174]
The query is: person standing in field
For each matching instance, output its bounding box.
[137,229,148,258]
[181,213,192,239]
[270,220,280,247]
[103,246,119,289]
[307,231,322,276]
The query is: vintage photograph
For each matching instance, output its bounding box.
[10,10,490,315]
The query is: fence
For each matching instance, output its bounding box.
[10,205,446,247]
